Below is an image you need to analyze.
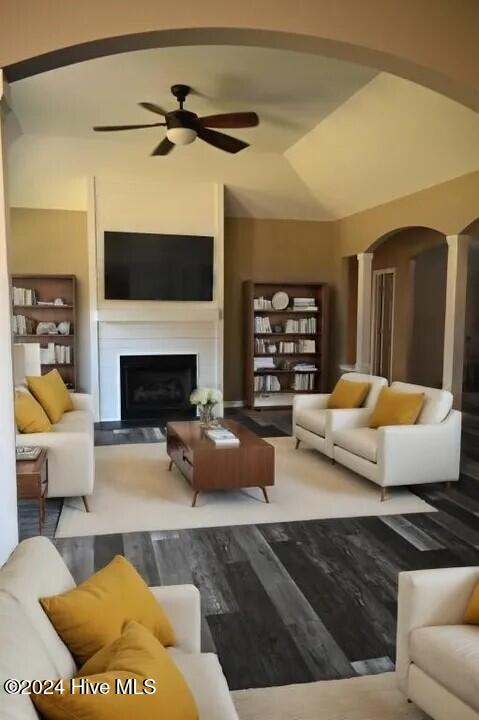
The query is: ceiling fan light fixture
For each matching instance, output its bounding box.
[166,126,197,145]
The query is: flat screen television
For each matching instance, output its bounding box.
[104,231,214,301]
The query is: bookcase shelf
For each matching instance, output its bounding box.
[11,274,77,390]
[243,280,329,409]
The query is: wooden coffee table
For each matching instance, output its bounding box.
[16,448,48,534]
[166,420,274,506]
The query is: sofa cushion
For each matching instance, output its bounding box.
[0,591,54,720]
[369,387,425,429]
[296,408,326,437]
[53,409,92,434]
[15,388,52,433]
[390,381,453,425]
[410,624,479,712]
[172,652,239,720]
[33,621,198,720]
[464,582,479,624]
[27,369,73,424]
[0,537,77,679]
[327,378,370,409]
[40,555,176,665]
[333,427,378,463]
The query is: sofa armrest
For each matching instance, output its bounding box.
[377,410,461,486]
[328,407,372,433]
[149,584,201,654]
[293,393,330,430]
[396,567,479,693]
[70,392,94,413]
[16,431,94,498]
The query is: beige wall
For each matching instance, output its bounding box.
[9,208,90,392]
[224,217,338,401]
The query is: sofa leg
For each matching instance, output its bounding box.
[380,487,388,502]
[295,438,301,449]
[82,496,90,513]
[445,480,452,490]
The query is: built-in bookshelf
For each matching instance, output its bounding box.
[243,280,329,409]
[11,274,77,390]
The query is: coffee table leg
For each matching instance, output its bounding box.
[261,487,270,504]
[191,491,199,507]
[168,459,173,471]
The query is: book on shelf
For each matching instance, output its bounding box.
[206,428,240,446]
[292,372,316,391]
[40,343,72,365]
[254,316,272,333]
[254,374,281,392]
[12,286,36,306]
[293,362,317,371]
[253,296,273,310]
[12,314,36,335]
[254,356,276,370]
[284,317,316,333]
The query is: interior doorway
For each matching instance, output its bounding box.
[371,269,395,381]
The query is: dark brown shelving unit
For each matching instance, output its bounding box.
[11,274,77,390]
[243,280,329,409]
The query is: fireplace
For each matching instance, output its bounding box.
[120,354,197,420]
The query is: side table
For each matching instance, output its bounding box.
[16,448,48,535]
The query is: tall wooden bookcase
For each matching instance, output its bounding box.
[243,280,329,409]
[11,274,77,390]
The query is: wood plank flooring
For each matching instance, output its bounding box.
[55,500,478,691]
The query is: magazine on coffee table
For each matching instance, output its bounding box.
[205,427,240,447]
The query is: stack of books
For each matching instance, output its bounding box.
[40,343,72,365]
[293,297,318,312]
[206,427,240,447]
[284,317,316,333]
[292,373,316,390]
[254,356,275,371]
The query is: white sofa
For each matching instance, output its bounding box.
[293,372,388,458]
[0,537,239,720]
[397,566,479,720]
[13,343,94,504]
[331,381,461,499]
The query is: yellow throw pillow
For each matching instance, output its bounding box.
[32,621,198,720]
[27,369,73,424]
[14,389,52,433]
[327,378,371,409]
[464,582,479,624]
[369,387,425,429]
[40,555,176,665]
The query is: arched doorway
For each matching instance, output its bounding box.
[367,226,447,384]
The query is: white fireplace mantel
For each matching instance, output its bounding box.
[95,306,220,323]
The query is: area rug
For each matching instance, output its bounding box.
[56,437,434,538]
[232,673,426,720]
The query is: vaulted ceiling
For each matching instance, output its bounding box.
[8,44,479,220]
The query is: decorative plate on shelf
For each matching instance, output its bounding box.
[272,291,289,310]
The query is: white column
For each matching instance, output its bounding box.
[443,235,470,407]
[355,252,373,373]
[0,69,19,564]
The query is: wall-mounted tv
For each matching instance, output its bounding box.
[104,231,214,301]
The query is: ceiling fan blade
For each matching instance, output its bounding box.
[93,122,165,132]
[139,102,169,116]
[197,126,249,154]
[151,137,175,156]
[200,112,259,129]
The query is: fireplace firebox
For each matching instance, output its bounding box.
[120,354,197,420]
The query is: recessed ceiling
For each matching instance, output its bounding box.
[10,45,376,154]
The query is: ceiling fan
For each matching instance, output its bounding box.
[93,84,259,156]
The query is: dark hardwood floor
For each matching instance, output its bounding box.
[17,406,479,690]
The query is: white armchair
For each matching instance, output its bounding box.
[332,381,461,498]
[293,372,387,458]
[396,567,479,720]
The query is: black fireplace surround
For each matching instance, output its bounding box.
[120,354,197,420]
